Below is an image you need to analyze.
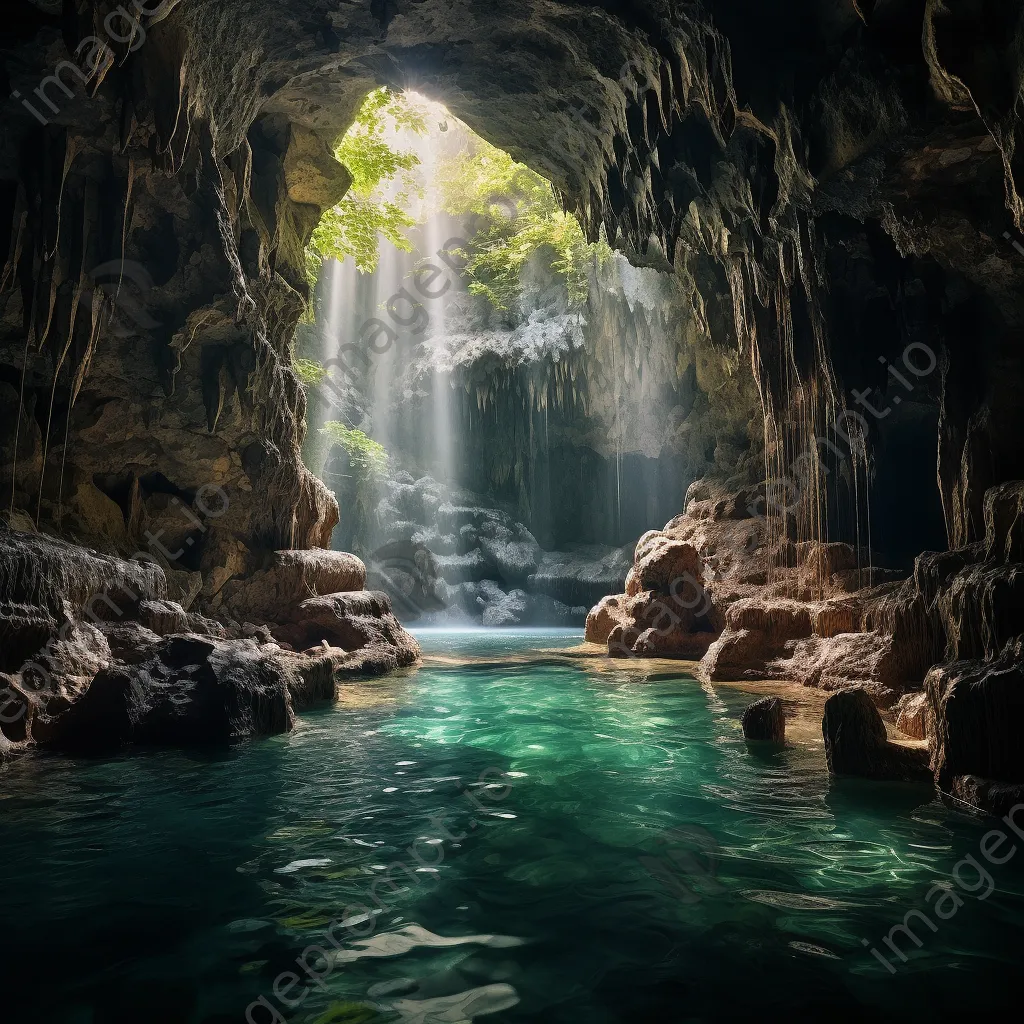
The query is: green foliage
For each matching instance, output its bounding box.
[306,88,427,288]
[319,422,389,475]
[438,143,612,309]
[292,357,328,387]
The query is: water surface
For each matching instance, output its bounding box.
[2,628,1022,1022]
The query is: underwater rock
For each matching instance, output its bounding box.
[822,688,931,783]
[741,697,786,742]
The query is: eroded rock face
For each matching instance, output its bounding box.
[927,639,1024,799]
[270,591,420,677]
[217,549,367,623]
[0,525,419,759]
[44,636,296,752]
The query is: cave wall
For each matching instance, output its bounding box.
[3,0,1024,600]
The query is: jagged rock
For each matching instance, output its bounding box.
[985,481,1024,563]
[137,599,190,636]
[43,636,297,752]
[0,602,59,673]
[0,529,165,617]
[926,638,1024,801]
[741,697,785,742]
[822,688,931,783]
[219,549,366,623]
[98,623,164,665]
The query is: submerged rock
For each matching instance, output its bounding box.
[822,688,931,783]
[741,697,786,742]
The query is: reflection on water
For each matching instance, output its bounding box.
[1,629,1023,1022]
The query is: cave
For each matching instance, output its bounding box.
[2,1,1024,1020]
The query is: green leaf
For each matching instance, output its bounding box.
[305,88,427,289]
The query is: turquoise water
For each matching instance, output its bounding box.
[2,628,1023,1022]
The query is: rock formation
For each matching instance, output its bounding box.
[1,2,1023,791]
[0,526,417,759]
[741,696,786,743]
[822,687,931,783]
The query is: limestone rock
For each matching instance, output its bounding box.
[741,697,785,742]
[926,638,1024,798]
[630,535,703,595]
[219,549,366,623]
[586,594,629,644]
[822,688,931,782]
[894,692,929,740]
[44,636,297,752]
[271,591,420,677]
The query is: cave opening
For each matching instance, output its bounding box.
[296,89,701,625]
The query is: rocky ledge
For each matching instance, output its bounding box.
[0,528,418,759]
[587,479,1024,815]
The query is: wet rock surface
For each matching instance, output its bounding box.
[822,688,931,783]
[741,697,786,743]
[0,523,419,758]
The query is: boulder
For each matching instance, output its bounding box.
[219,549,366,624]
[629,534,703,595]
[626,626,716,659]
[272,591,420,676]
[741,696,785,742]
[138,599,190,636]
[586,593,628,644]
[769,631,906,707]
[44,636,296,752]
[822,688,931,782]
[697,628,774,681]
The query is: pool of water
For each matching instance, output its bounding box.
[2,629,1023,1022]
